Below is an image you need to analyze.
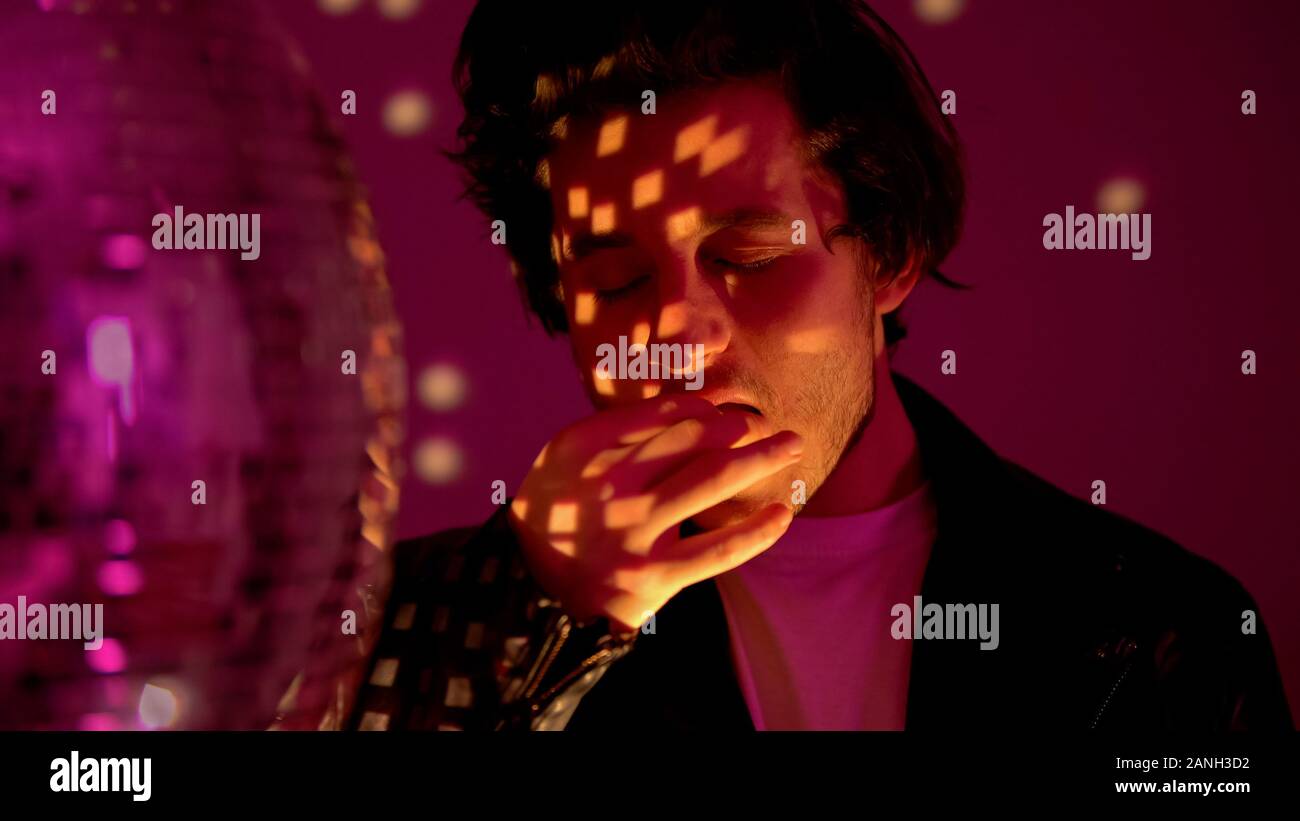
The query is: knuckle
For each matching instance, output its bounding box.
[622,524,655,553]
[670,417,707,443]
[712,535,742,564]
[608,561,650,592]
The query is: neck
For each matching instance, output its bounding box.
[800,354,924,517]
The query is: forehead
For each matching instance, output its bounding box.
[545,80,815,241]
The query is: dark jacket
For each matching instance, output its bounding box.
[348,374,1293,731]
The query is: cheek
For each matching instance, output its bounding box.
[733,254,864,355]
[567,303,663,404]
[567,321,606,392]
[569,297,653,353]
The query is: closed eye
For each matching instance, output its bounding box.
[594,274,650,304]
[715,256,779,272]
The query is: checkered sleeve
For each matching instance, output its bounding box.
[348,503,639,730]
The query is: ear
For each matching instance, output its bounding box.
[873,261,922,317]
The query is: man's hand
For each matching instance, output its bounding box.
[507,394,803,633]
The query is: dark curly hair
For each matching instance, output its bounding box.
[449,0,967,348]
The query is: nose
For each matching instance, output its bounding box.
[652,253,732,374]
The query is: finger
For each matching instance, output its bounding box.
[555,394,721,467]
[574,400,764,478]
[595,589,661,636]
[603,410,775,490]
[632,430,804,545]
[629,409,774,466]
[658,503,794,588]
[587,393,720,446]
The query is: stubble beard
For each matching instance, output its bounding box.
[787,293,877,514]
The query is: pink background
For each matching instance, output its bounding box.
[280,0,1299,718]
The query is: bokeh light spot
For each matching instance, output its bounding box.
[138,680,181,729]
[98,560,143,596]
[86,316,134,386]
[317,0,362,14]
[914,0,966,25]
[86,638,127,674]
[377,0,421,20]
[1096,176,1146,213]
[414,437,463,484]
[417,363,467,411]
[382,90,433,137]
[104,518,136,556]
[101,234,147,270]
[79,713,119,731]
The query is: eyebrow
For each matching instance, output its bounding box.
[567,207,793,262]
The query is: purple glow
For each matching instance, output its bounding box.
[101,676,130,707]
[104,518,136,555]
[86,316,134,386]
[0,0,408,732]
[97,560,143,596]
[78,713,119,731]
[105,413,117,463]
[100,234,148,270]
[86,638,127,674]
[86,315,137,424]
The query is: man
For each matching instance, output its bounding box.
[348,0,1291,731]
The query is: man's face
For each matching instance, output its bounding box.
[545,80,880,528]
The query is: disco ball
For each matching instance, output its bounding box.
[0,0,406,729]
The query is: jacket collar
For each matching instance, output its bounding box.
[892,372,1049,726]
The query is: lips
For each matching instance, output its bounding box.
[699,390,763,416]
[701,394,773,444]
